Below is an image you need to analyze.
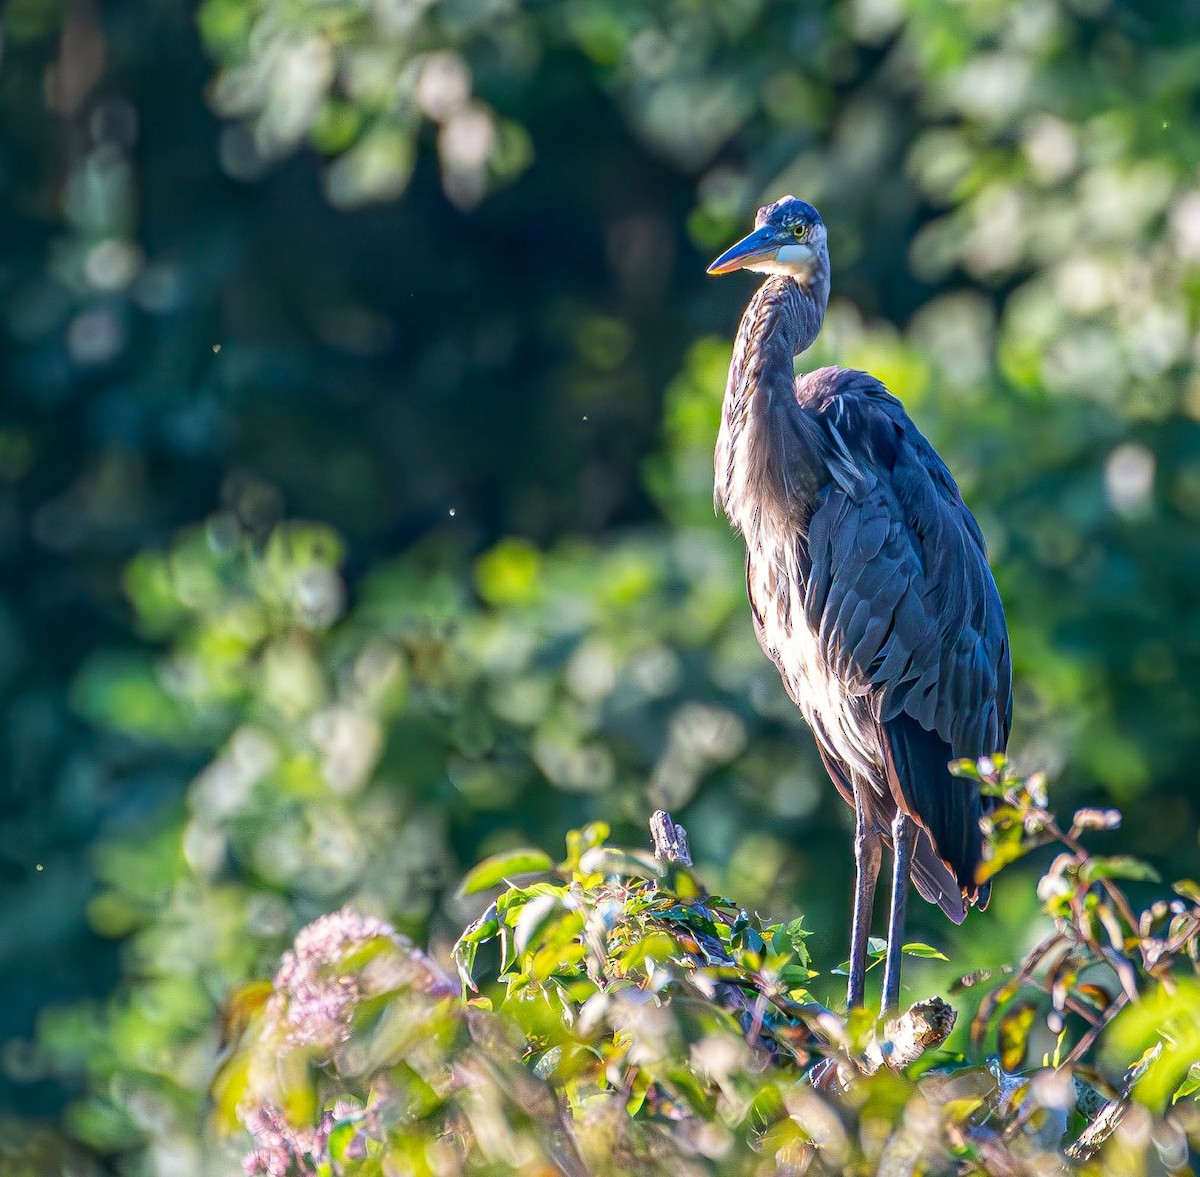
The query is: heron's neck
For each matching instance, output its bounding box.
[715,275,829,535]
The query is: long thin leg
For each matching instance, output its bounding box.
[881,810,916,1015]
[847,787,882,1009]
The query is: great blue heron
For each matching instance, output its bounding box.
[708,197,1012,1014]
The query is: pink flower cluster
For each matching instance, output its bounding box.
[242,1103,331,1176]
[239,906,460,1173]
[268,907,396,1051]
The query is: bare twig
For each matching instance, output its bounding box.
[649,810,693,867]
[1045,814,1141,932]
[813,998,958,1091]
[1065,1041,1161,1162]
[867,998,958,1073]
[1058,992,1129,1072]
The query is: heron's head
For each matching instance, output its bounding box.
[707,197,828,283]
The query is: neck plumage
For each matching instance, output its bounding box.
[714,274,829,538]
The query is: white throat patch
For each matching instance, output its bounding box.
[745,242,818,279]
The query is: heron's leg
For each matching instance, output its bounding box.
[881,810,916,1015]
[846,784,882,1009]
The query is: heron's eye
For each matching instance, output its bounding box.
[792,224,808,241]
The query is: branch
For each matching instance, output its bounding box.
[814,997,958,1090]
[1065,1040,1161,1162]
[649,809,692,867]
[869,998,958,1072]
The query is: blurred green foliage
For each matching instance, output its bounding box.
[2,0,1200,1170]
[31,500,823,1170]
[221,793,1200,1176]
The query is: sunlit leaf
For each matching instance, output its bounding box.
[513,894,565,957]
[209,1049,252,1137]
[577,847,664,880]
[978,834,1031,883]
[1074,984,1113,1014]
[475,539,543,606]
[327,1118,359,1163]
[619,932,677,974]
[1172,879,1200,904]
[972,979,1018,1050]
[1079,856,1160,885]
[941,1096,984,1122]
[562,823,611,871]
[902,942,949,961]
[218,980,273,1048]
[1108,980,1200,1111]
[997,1001,1037,1071]
[459,850,555,895]
[1173,1062,1200,1103]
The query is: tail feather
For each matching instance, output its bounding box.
[882,711,989,912]
[912,832,966,923]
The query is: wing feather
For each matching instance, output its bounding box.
[803,389,1011,758]
[796,375,1011,902]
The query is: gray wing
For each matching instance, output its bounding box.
[801,385,1011,758]
[798,377,1011,905]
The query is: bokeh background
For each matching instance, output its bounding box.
[2,0,1200,1169]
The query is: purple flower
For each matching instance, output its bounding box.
[242,1103,333,1175]
[238,906,459,1172]
[269,908,399,1050]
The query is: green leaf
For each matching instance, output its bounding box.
[832,938,943,975]
[513,894,564,957]
[902,942,949,961]
[327,1118,359,1163]
[459,849,554,895]
[770,917,811,966]
[997,1000,1037,1071]
[625,1081,648,1117]
[475,538,543,606]
[577,846,664,879]
[949,757,983,781]
[1173,1062,1200,1103]
[971,978,1018,1050]
[562,823,611,870]
[1173,879,1200,904]
[1079,856,1161,885]
[1107,979,1200,1111]
[845,1006,878,1050]
[452,905,499,991]
[731,911,765,958]
[778,963,816,991]
[619,932,677,974]
[662,1062,716,1116]
[941,1096,984,1123]
[978,832,1031,882]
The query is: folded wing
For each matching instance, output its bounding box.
[798,374,1012,907]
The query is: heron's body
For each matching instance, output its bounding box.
[709,202,1011,1012]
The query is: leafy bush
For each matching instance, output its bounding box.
[223,770,1200,1176]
